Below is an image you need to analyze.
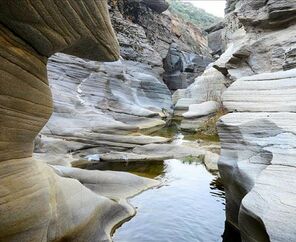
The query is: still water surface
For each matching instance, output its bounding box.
[110,158,226,242]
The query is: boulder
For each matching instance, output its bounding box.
[142,0,169,13]
[163,43,213,90]
[173,67,230,110]
[183,101,220,118]
[204,151,220,172]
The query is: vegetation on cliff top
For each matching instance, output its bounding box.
[167,0,223,29]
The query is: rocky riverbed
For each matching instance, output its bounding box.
[78,123,225,242]
[1,0,296,241]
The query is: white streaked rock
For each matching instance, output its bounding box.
[218,112,296,241]
[223,69,296,112]
[183,101,220,118]
[173,67,229,108]
[36,53,172,156]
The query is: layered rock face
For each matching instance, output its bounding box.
[0,1,157,241]
[109,0,212,90]
[36,53,172,158]
[172,0,296,240]
[37,0,214,157]
[216,0,296,241]
[173,67,229,131]
[205,22,225,58]
[220,71,296,241]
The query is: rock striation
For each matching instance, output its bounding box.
[215,0,296,241]
[36,53,172,158]
[109,0,212,89]
[37,0,214,158]
[0,1,157,241]
[220,68,296,241]
[172,0,296,240]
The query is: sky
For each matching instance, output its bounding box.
[181,0,226,17]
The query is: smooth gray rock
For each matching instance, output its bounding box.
[180,116,212,132]
[133,142,206,159]
[173,67,229,113]
[218,112,296,241]
[223,69,296,112]
[53,165,159,201]
[183,101,220,118]
[204,151,219,172]
[36,53,172,156]
[99,152,172,162]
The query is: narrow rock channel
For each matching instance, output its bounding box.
[82,123,226,241]
[1,0,295,241]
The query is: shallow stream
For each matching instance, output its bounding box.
[112,158,226,242]
[92,121,230,242]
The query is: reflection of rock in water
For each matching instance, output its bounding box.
[210,176,225,204]
[113,159,226,242]
[222,221,242,242]
[86,161,166,179]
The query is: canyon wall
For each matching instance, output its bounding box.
[0,1,159,241]
[219,0,296,241]
[173,0,296,240]
[218,0,296,241]
[36,0,213,161]
[110,0,213,90]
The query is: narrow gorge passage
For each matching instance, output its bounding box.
[2,0,295,241]
[83,124,231,242]
[112,142,225,241]
[113,159,224,242]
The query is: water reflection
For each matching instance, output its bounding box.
[210,177,226,205]
[86,161,166,179]
[150,120,220,142]
[85,153,241,241]
[222,221,242,242]
[109,159,226,242]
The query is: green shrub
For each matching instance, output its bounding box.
[167,0,222,29]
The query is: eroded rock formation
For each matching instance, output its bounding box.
[109,0,212,89]
[36,0,214,160]
[215,1,296,241]
[217,1,296,240]
[0,1,157,241]
[173,0,296,240]
[35,53,172,161]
